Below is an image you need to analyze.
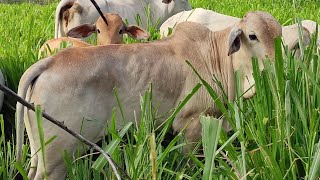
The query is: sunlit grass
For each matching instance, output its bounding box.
[0,0,319,179]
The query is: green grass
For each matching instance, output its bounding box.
[0,0,320,179]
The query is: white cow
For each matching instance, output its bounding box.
[160,8,240,37]
[299,20,320,38]
[40,13,149,57]
[17,11,282,179]
[283,20,320,51]
[160,8,313,55]
[55,0,191,38]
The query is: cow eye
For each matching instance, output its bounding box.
[249,34,258,41]
[97,29,101,33]
[119,29,124,34]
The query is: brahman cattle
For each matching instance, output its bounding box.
[40,13,149,57]
[55,0,191,38]
[17,11,281,179]
[160,8,312,56]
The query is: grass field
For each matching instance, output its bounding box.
[0,0,320,179]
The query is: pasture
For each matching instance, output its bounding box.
[0,0,320,179]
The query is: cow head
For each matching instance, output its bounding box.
[227,11,282,98]
[66,13,149,45]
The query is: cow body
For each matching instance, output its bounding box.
[160,8,240,37]
[55,0,191,38]
[17,11,282,179]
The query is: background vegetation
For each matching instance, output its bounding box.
[0,0,319,179]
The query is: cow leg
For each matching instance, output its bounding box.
[182,117,202,153]
[32,156,45,180]
[175,114,232,154]
[172,110,202,153]
[45,159,68,180]
[26,109,74,180]
[27,146,38,180]
[32,146,69,180]
[25,108,38,179]
[33,155,66,180]
[172,107,227,153]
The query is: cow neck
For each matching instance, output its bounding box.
[205,27,236,101]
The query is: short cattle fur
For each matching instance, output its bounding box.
[17,11,282,180]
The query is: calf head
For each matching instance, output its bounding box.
[227,11,282,98]
[66,13,150,45]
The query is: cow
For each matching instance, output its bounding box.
[160,8,240,37]
[16,11,282,179]
[283,20,320,51]
[159,8,312,56]
[40,13,149,57]
[55,0,191,38]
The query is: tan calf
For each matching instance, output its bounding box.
[39,13,149,57]
[17,11,281,180]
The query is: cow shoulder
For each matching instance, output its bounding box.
[173,21,210,42]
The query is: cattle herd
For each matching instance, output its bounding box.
[4,0,319,179]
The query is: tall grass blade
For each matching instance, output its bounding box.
[235,70,246,178]
[201,115,222,180]
[14,162,28,180]
[186,61,231,121]
[150,133,156,180]
[157,83,202,142]
[63,150,75,180]
[307,140,320,180]
[92,122,132,171]
[35,105,47,179]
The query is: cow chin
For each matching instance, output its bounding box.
[242,72,256,99]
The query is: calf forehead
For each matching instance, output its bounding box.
[242,11,282,38]
[97,13,123,28]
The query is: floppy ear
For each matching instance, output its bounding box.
[228,27,243,56]
[162,0,173,4]
[66,24,96,38]
[125,25,150,40]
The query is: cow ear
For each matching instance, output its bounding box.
[162,0,173,4]
[228,28,243,56]
[125,25,150,40]
[62,9,70,22]
[66,24,97,38]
